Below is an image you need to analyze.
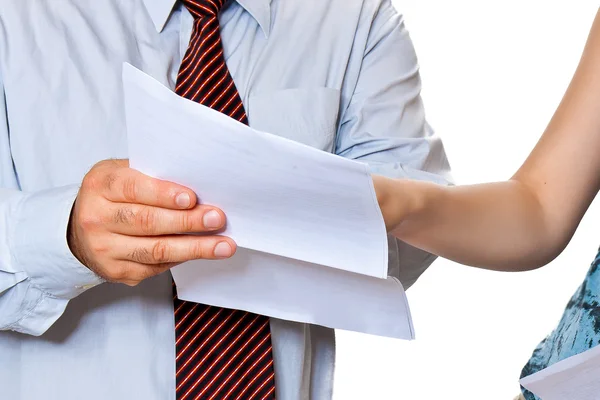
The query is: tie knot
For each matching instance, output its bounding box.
[181,0,226,18]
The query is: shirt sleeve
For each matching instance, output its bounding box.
[0,73,103,336]
[336,0,453,289]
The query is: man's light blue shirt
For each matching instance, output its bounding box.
[0,0,451,398]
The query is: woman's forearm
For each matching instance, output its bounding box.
[380,11,600,272]
[383,178,569,271]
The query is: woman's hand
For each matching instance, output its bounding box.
[372,173,566,271]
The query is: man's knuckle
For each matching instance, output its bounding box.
[191,241,207,260]
[81,170,102,192]
[151,240,171,263]
[90,241,109,256]
[79,210,102,230]
[180,212,195,233]
[129,247,151,264]
[122,177,138,202]
[82,160,119,193]
[113,206,134,226]
[102,172,119,193]
[94,159,113,169]
[136,207,156,234]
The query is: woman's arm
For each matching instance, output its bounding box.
[376,9,600,272]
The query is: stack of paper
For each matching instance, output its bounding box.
[123,63,414,340]
[520,344,600,400]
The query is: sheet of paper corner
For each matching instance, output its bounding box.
[520,343,600,400]
[122,62,415,340]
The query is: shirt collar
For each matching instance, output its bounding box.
[143,0,271,37]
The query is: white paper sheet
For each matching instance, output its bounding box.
[123,63,414,340]
[520,344,600,399]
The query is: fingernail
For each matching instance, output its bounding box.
[176,193,191,208]
[203,210,222,229]
[214,242,232,258]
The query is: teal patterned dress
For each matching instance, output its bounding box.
[520,247,600,399]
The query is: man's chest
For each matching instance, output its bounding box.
[1,0,360,190]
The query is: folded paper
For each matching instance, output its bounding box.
[124,63,414,339]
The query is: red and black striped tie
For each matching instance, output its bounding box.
[173,1,276,399]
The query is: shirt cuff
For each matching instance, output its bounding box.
[4,282,71,336]
[367,161,454,185]
[10,185,104,300]
[365,161,451,289]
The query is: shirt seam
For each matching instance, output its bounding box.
[3,285,46,331]
[6,195,24,276]
[7,194,77,301]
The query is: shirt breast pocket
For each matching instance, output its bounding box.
[247,88,341,152]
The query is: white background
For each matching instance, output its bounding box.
[334,2,600,399]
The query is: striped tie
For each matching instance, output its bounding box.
[173,1,276,399]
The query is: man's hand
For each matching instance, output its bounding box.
[68,159,236,286]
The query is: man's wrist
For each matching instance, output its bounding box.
[66,198,88,269]
[12,185,104,299]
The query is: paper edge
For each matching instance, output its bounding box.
[389,276,415,340]
[362,162,389,279]
[172,263,415,340]
[122,62,390,280]
[122,62,368,170]
[520,343,600,389]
